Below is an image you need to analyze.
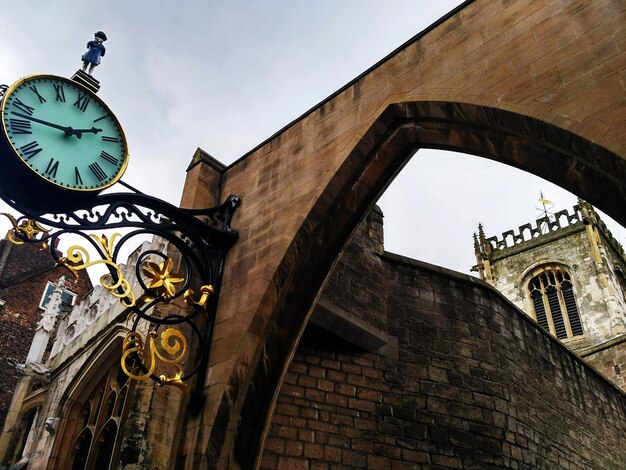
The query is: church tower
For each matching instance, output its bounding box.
[473,199,626,390]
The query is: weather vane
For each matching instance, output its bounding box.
[536,191,554,233]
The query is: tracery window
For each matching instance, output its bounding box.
[528,267,583,340]
[63,360,132,470]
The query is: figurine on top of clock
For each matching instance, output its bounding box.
[81,31,107,75]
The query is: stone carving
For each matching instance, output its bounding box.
[44,417,60,435]
[37,276,65,333]
[9,359,51,383]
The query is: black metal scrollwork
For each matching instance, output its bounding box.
[2,192,239,412]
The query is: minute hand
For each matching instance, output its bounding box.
[12,111,72,134]
[11,112,102,139]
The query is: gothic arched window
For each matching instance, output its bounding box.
[528,267,583,340]
[60,360,132,470]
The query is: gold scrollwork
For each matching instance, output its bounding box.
[183,285,215,309]
[121,324,188,393]
[1,214,50,249]
[58,233,136,307]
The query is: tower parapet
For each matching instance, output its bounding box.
[474,200,625,264]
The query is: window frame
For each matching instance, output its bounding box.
[527,265,584,340]
[38,281,77,311]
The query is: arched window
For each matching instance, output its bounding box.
[62,361,132,470]
[528,267,583,340]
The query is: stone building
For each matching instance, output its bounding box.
[473,200,626,390]
[0,239,92,454]
[1,0,626,467]
[0,238,166,469]
[1,169,626,468]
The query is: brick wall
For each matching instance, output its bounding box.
[261,212,626,469]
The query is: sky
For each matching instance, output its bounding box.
[0,0,624,278]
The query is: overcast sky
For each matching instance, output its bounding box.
[1,0,624,277]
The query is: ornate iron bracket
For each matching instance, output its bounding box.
[2,191,239,413]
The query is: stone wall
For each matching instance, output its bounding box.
[261,211,626,469]
[316,207,387,332]
[582,339,626,392]
[191,1,626,462]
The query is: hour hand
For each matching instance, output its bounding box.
[67,127,103,139]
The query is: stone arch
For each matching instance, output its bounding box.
[229,101,626,467]
[518,259,577,287]
[57,327,127,406]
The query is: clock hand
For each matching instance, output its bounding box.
[11,111,72,135]
[12,112,102,139]
[66,127,103,139]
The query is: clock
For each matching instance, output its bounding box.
[0,74,128,212]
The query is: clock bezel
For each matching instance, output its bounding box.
[0,73,129,192]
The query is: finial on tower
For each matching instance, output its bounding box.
[478,223,486,245]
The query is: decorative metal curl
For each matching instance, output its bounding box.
[59,233,136,306]
[0,192,240,412]
[121,320,188,393]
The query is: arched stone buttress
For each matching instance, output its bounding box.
[223,101,626,468]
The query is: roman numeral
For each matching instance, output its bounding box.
[100,151,119,166]
[9,118,32,134]
[20,141,43,160]
[53,84,66,102]
[101,136,119,143]
[93,115,108,123]
[89,162,107,182]
[13,98,35,116]
[44,158,59,178]
[29,85,46,103]
[73,92,90,112]
[75,167,83,186]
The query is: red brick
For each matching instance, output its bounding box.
[317,379,334,392]
[277,457,308,470]
[304,443,324,459]
[323,447,342,463]
[285,440,303,457]
[336,383,357,397]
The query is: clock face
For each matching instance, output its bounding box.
[1,75,128,191]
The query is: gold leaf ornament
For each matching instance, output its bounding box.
[183,284,215,309]
[142,258,185,301]
[1,214,50,246]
